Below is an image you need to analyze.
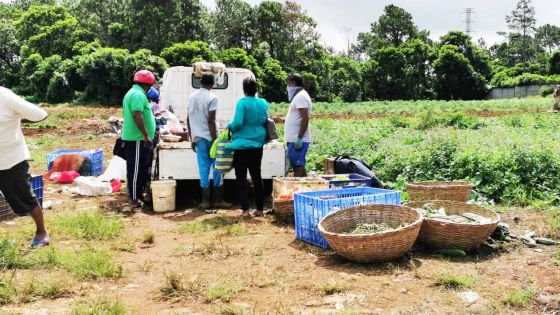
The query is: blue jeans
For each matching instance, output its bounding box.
[196,139,223,189]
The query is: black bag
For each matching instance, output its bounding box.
[333,155,384,188]
[264,118,278,143]
[113,138,126,160]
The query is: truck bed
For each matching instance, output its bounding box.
[157,141,287,180]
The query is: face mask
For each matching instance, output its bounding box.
[287,86,301,102]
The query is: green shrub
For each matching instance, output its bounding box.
[539,85,555,97]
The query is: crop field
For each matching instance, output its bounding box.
[1,98,560,314]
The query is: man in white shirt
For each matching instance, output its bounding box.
[0,86,50,247]
[187,73,231,210]
[284,73,312,177]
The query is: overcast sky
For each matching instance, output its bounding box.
[201,0,559,51]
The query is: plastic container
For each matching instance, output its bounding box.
[272,177,329,200]
[0,175,43,220]
[321,173,371,189]
[46,149,104,176]
[31,175,43,207]
[294,187,401,248]
[151,180,176,212]
[0,193,16,222]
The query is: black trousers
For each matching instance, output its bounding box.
[125,140,152,202]
[233,148,264,211]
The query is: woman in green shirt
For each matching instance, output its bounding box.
[226,77,269,218]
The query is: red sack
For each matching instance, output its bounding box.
[111,179,122,193]
[56,171,80,183]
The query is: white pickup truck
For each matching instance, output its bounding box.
[157,66,287,191]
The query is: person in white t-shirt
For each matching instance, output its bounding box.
[187,73,231,210]
[284,73,312,177]
[0,86,50,247]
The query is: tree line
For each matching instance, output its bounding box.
[0,0,559,105]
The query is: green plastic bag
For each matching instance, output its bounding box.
[210,130,229,159]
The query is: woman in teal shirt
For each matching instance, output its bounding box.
[227,77,269,218]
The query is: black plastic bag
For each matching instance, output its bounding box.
[333,155,384,188]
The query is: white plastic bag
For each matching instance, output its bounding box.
[74,177,112,196]
[97,156,127,182]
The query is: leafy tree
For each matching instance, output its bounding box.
[160,40,217,67]
[373,4,418,46]
[361,60,379,100]
[14,5,87,58]
[439,31,492,79]
[357,5,427,56]
[400,39,435,99]
[536,24,560,53]
[550,50,560,75]
[210,0,254,51]
[279,1,321,67]
[502,0,537,63]
[253,1,284,59]
[76,47,167,104]
[0,21,21,87]
[506,0,536,37]
[64,0,130,46]
[260,57,286,102]
[328,56,362,102]
[371,46,407,100]
[219,47,262,78]
[433,45,487,100]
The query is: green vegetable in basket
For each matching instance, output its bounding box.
[332,176,350,181]
[461,212,491,223]
[435,249,467,258]
[350,223,392,235]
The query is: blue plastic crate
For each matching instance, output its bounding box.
[0,175,43,218]
[31,175,43,207]
[321,173,371,189]
[294,187,401,248]
[46,149,104,176]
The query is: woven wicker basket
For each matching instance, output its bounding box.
[407,181,473,202]
[406,200,500,250]
[273,199,294,217]
[318,205,423,263]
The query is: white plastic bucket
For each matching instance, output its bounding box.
[151,180,176,212]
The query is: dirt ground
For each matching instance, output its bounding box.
[1,106,560,314]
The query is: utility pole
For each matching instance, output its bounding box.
[343,26,352,56]
[464,8,474,36]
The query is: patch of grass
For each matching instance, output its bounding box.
[205,280,244,303]
[142,231,155,244]
[53,212,125,240]
[546,208,560,237]
[317,280,351,296]
[72,295,127,315]
[178,216,240,234]
[38,278,74,299]
[160,271,205,301]
[219,223,248,236]
[0,239,30,269]
[111,236,137,253]
[215,304,249,315]
[178,221,208,234]
[502,287,536,308]
[0,274,74,305]
[193,240,237,260]
[69,250,123,280]
[435,274,477,290]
